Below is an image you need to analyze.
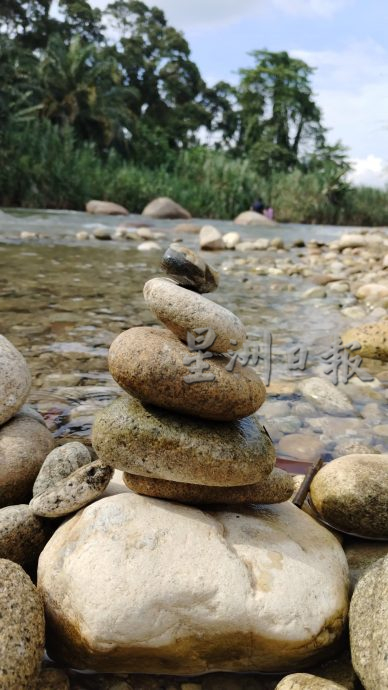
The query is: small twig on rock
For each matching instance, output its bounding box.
[292,457,323,509]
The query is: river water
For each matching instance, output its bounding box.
[0,208,387,465]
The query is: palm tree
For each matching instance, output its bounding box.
[38,34,138,152]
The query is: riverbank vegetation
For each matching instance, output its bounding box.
[1,0,387,224]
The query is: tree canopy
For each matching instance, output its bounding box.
[0,0,349,176]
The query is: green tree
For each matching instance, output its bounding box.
[104,1,210,163]
[38,34,132,151]
[0,0,60,49]
[236,50,325,174]
[57,0,104,44]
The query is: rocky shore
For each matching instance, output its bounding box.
[0,232,388,689]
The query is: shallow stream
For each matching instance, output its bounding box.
[1,208,387,463]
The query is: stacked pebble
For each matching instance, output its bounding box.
[93,244,293,506]
[35,248,349,678]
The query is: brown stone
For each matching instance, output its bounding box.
[342,319,388,361]
[30,461,113,518]
[310,454,388,538]
[0,504,51,568]
[108,327,265,421]
[143,277,246,353]
[344,537,388,590]
[0,415,54,508]
[123,468,293,505]
[0,559,45,689]
[92,396,275,486]
[349,555,388,690]
[142,197,191,220]
[86,200,128,215]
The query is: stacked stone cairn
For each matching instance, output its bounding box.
[93,244,293,505]
[34,245,348,674]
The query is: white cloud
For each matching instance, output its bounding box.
[273,0,350,18]
[349,156,388,188]
[291,40,388,186]
[90,0,348,29]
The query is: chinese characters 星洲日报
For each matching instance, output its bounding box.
[182,328,373,386]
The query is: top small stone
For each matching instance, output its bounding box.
[143,277,246,353]
[142,196,191,219]
[0,335,32,426]
[161,244,219,294]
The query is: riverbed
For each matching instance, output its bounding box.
[0,208,387,465]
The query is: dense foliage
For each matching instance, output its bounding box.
[1,0,387,224]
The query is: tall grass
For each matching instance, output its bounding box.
[1,120,388,225]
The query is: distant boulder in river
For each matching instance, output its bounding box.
[234,210,277,226]
[86,200,129,215]
[142,196,191,219]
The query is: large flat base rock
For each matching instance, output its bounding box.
[38,494,349,675]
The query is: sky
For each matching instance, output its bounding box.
[91,0,388,187]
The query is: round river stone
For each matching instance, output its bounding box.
[310,454,388,539]
[0,559,45,689]
[0,335,32,426]
[123,467,293,505]
[143,277,246,353]
[108,327,265,421]
[92,395,275,486]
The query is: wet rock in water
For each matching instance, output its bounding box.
[223,231,241,249]
[108,327,265,421]
[254,238,270,250]
[199,225,225,250]
[123,467,293,505]
[235,241,257,252]
[92,396,275,486]
[374,423,388,437]
[234,211,276,226]
[36,666,70,690]
[0,415,54,508]
[298,377,354,416]
[137,240,161,251]
[20,230,38,239]
[0,335,32,425]
[0,504,51,568]
[356,283,388,301]
[342,319,388,361]
[302,286,327,299]
[337,233,367,250]
[75,230,90,241]
[30,461,113,518]
[142,197,191,220]
[277,434,324,462]
[334,439,380,457]
[38,494,348,674]
[86,200,129,215]
[143,277,246,353]
[275,674,347,689]
[33,442,92,496]
[93,227,112,240]
[310,454,388,538]
[173,223,202,234]
[0,559,45,689]
[136,226,158,240]
[161,244,219,294]
[349,555,388,690]
[344,537,388,590]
